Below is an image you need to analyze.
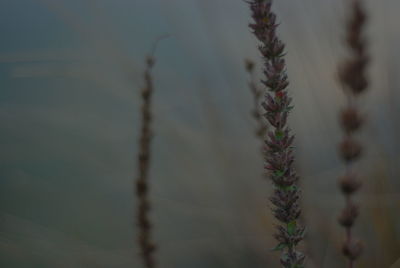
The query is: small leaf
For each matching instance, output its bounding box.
[271,243,286,251]
[275,130,284,140]
[287,220,296,235]
[274,170,285,177]
[300,227,307,237]
[281,184,296,191]
[285,106,294,112]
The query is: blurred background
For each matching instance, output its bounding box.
[0,0,399,267]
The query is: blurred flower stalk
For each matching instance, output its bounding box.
[136,54,157,268]
[337,0,369,266]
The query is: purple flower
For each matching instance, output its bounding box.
[247,0,305,266]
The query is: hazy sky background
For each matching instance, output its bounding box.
[1,0,400,267]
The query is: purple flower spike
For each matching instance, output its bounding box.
[247,0,305,267]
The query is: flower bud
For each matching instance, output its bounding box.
[342,240,363,260]
[340,108,363,132]
[339,174,362,194]
[339,138,362,162]
[338,203,359,227]
[245,59,255,72]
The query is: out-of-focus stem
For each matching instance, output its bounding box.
[245,59,268,140]
[136,55,157,268]
[337,0,369,266]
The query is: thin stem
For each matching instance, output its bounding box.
[245,59,268,140]
[136,55,157,268]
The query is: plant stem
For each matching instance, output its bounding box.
[136,55,157,268]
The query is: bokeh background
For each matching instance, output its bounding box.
[0,0,399,267]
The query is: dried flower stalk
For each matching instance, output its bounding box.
[247,1,305,266]
[337,0,369,267]
[136,55,157,268]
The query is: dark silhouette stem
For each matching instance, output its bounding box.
[136,55,156,268]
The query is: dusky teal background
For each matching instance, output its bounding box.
[0,0,400,267]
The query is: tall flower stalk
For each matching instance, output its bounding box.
[247,1,305,266]
[337,0,368,266]
[136,55,157,268]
